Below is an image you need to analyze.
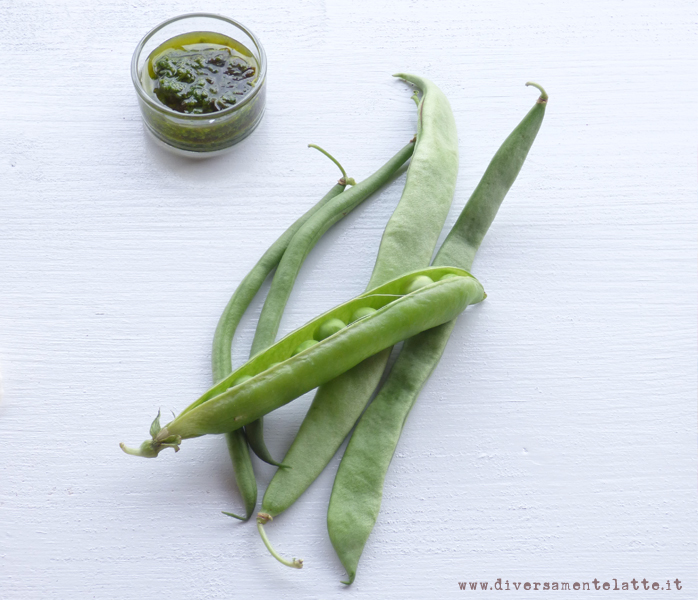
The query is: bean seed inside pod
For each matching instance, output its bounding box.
[349,306,377,323]
[230,374,253,388]
[439,273,459,281]
[404,275,434,295]
[315,318,347,341]
[292,339,320,356]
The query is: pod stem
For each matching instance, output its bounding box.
[525,81,548,103]
[119,416,181,458]
[119,435,181,457]
[222,510,246,521]
[308,144,355,186]
[256,513,303,569]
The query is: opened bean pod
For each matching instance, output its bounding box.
[119,266,484,457]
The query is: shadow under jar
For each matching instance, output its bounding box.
[132,13,267,156]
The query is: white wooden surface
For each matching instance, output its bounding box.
[1,0,696,598]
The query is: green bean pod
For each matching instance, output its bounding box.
[327,83,548,584]
[260,73,460,526]
[120,267,485,457]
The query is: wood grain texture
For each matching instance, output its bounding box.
[1,0,696,597]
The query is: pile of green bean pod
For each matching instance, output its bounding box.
[327,83,548,584]
[121,76,548,584]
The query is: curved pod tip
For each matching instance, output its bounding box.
[525,82,548,103]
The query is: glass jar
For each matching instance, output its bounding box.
[131,13,267,157]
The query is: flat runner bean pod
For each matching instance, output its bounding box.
[242,141,415,467]
[327,83,548,584]
[259,74,459,542]
[120,267,485,457]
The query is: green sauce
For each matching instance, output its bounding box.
[136,31,266,154]
[142,32,259,114]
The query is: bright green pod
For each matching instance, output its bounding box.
[180,266,469,416]
[120,267,484,457]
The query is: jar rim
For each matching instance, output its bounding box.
[131,12,267,120]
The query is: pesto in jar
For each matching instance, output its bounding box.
[141,31,259,114]
[135,29,266,154]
